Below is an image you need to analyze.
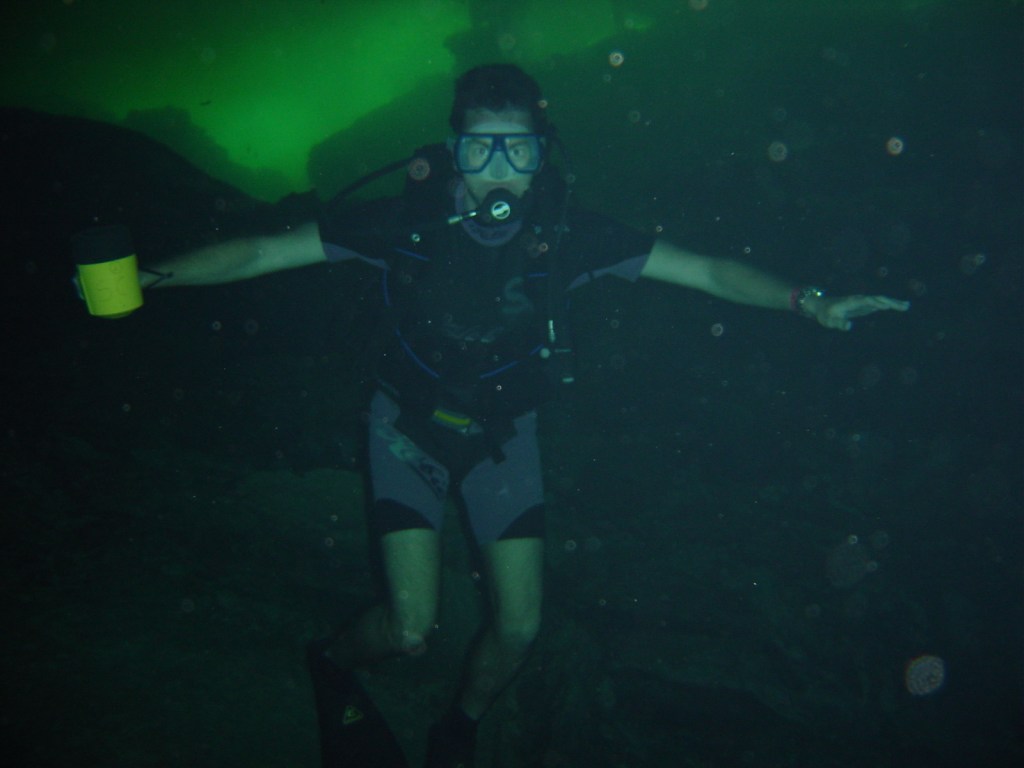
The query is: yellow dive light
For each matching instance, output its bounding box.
[72,225,143,319]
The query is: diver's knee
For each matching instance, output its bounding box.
[495,616,541,656]
[385,609,437,657]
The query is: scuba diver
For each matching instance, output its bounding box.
[132,64,910,767]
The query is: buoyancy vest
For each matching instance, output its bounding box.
[375,144,575,438]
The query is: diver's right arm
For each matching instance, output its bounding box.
[142,221,326,288]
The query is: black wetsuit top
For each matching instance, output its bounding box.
[317,153,654,431]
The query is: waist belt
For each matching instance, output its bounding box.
[430,407,483,435]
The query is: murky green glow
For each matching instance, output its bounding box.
[0,0,619,198]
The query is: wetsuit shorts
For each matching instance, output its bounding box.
[367,390,545,544]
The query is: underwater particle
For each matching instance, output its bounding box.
[324,537,335,548]
[710,323,724,337]
[858,363,883,389]
[564,539,578,553]
[905,655,946,696]
[908,278,927,297]
[869,530,891,550]
[608,50,625,67]
[627,109,642,124]
[180,598,196,613]
[959,252,986,275]
[243,318,259,335]
[886,136,905,156]
[210,320,222,331]
[826,537,877,588]
[407,156,431,181]
[172,388,185,401]
[497,31,516,52]
[768,141,788,162]
[121,403,132,413]
[803,603,822,619]
[689,0,709,10]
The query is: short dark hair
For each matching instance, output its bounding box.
[449,64,549,135]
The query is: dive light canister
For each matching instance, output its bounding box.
[72,225,143,318]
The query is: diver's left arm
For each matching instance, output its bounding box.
[640,239,910,331]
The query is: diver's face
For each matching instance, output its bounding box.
[457,109,538,207]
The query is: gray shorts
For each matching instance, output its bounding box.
[368,390,545,544]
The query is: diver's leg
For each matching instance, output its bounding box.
[326,524,441,665]
[424,534,543,768]
[460,535,544,717]
[426,411,545,767]
[327,390,449,664]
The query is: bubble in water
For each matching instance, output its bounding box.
[905,655,945,696]
[564,539,578,553]
[608,50,625,67]
[408,157,431,181]
[627,110,641,124]
[886,136,905,156]
[689,0,709,10]
[768,141,788,162]
[710,323,724,337]
[243,318,259,335]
